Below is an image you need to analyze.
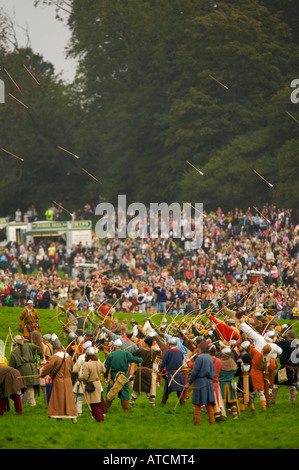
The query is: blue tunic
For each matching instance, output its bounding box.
[189,354,215,407]
[160,348,186,393]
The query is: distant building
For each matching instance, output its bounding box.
[0,218,92,249]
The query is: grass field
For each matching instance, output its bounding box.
[0,307,298,450]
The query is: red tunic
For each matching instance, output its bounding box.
[209,315,239,341]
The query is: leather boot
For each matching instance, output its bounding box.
[121,400,129,412]
[289,388,296,405]
[0,398,7,416]
[238,398,245,412]
[260,400,267,410]
[161,393,169,404]
[12,394,22,414]
[270,386,279,405]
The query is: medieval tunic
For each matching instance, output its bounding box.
[131,346,157,394]
[248,344,276,391]
[73,352,87,398]
[104,350,143,401]
[155,334,169,357]
[209,315,240,342]
[189,354,216,407]
[160,347,186,394]
[40,351,78,419]
[0,366,26,415]
[235,351,254,396]
[9,343,43,388]
[80,359,106,404]
[19,307,40,340]
[274,338,298,386]
[239,322,282,357]
[218,354,238,403]
[212,355,223,408]
[0,366,26,397]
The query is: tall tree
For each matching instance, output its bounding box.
[0,45,84,217]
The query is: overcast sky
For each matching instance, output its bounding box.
[0,0,78,82]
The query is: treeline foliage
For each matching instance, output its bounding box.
[1,0,299,218]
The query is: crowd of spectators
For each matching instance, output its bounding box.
[0,203,298,321]
[13,202,95,223]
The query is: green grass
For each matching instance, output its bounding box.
[0,307,298,450]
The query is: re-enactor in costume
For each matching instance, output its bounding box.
[40,339,78,423]
[218,346,239,419]
[72,340,92,415]
[19,300,40,341]
[271,330,298,406]
[247,342,276,410]
[79,346,106,422]
[58,299,78,338]
[187,340,216,426]
[234,341,255,411]
[159,337,186,406]
[208,343,226,421]
[104,339,143,412]
[9,335,43,407]
[0,366,26,416]
[129,335,157,409]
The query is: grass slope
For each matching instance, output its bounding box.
[0,307,298,450]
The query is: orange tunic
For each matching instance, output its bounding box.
[249,344,276,390]
[19,307,40,340]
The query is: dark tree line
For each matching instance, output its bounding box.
[0,0,299,220]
